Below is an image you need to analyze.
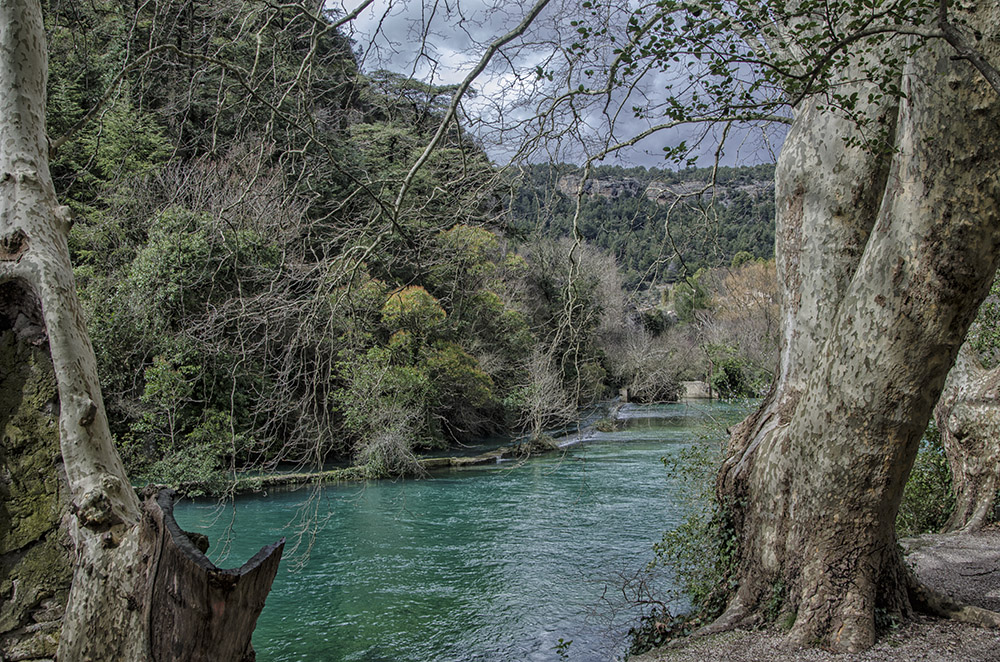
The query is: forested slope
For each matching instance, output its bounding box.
[44,1,776,487]
[508,163,775,288]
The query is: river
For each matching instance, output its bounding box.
[174,401,748,662]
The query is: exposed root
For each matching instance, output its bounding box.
[693,595,757,639]
[910,580,1000,629]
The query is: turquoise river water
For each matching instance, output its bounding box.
[174,402,747,662]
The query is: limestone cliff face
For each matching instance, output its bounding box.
[556,173,772,205]
[0,329,71,661]
[556,174,644,199]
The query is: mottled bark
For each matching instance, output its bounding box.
[715,6,1000,652]
[0,1,283,659]
[934,344,1000,533]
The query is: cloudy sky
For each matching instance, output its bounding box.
[330,0,786,169]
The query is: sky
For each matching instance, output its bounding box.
[330,0,786,169]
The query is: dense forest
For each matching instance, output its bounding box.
[508,163,775,288]
[41,2,777,490]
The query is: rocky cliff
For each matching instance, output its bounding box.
[557,173,772,205]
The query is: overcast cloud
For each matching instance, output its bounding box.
[328,0,787,169]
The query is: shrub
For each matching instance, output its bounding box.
[897,421,955,537]
[628,428,739,657]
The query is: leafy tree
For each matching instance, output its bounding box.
[543,0,1000,650]
[674,270,711,323]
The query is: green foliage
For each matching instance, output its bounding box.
[77,203,282,474]
[141,445,227,497]
[336,347,429,430]
[629,430,743,657]
[123,356,235,494]
[897,422,955,537]
[656,435,737,606]
[707,345,770,399]
[730,251,754,269]
[382,286,447,338]
[508,163,775,288]
[49,92,171,219]
[136,356,198,429]
[425,342,495,412]
[674,271,711,323]
[639,308,673,336]
[709,353,750,400]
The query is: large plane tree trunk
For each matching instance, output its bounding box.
[0,1,283,659]
[934,343,1000,533]
[713,7,1000,653]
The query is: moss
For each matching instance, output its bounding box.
[0,534,72,631]
[0,330,71,657]
[1,331,64,550]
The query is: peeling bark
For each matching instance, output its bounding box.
[934,344,1000,533]
[715,6,1000,651]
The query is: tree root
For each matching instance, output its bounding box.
[690,595,760,640]
[684,573,1000,653]
[909,580,1000,629]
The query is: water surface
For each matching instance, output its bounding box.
[175,401,746,661]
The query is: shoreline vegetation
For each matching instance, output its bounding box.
[179,438,564,496]
[168,397,715,497]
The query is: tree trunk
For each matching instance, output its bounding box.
[0,320,72,661]
[714,9,1000,652]
[0,1,283,658]
[934,343,1000,533]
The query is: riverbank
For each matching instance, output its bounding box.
[177,402,639,496]
[630,528,1000,661]
[175,434,570,496]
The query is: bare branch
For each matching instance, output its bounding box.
[938,0,1000,96]
[392,0,553,216]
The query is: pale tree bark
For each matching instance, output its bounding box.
[934,343,1000,533]
[0,1,282,659]
[714,4,1000,651]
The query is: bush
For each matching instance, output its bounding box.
[708,345,770,399]
[136,410,236,496]
[652,443,738,615]
[628,425,741,657]
[897,421,955,537]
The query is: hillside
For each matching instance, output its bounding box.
[42,2,670,486]
[509,163,776,288]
